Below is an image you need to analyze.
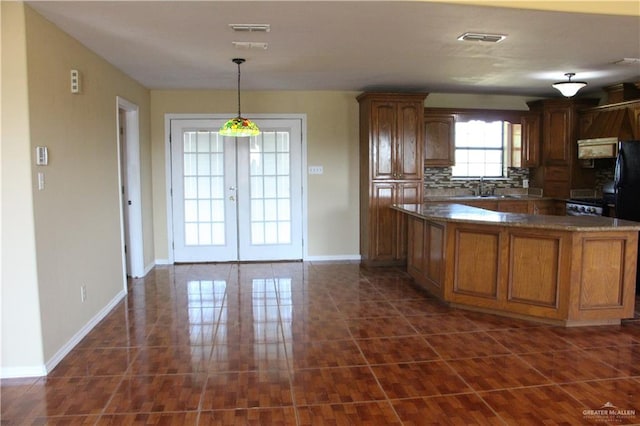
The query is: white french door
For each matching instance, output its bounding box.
[170,118,303,262]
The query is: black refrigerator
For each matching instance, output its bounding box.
[614,140,640,293]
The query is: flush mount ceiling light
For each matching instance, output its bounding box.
[219,58,260,137]
[457,32,507,43]
[552,72,587,97]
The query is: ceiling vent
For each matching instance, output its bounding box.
[232,41,268,50]
[613,58,640,66]
[229,24,270,33]
[457,32,506,43]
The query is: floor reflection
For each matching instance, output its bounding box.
[2,261,640,425]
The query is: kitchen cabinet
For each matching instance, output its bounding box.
[366,97,424,180]
[530,199,562,215]
[527,98,599,198]
[423,110,455,166]
[368,181,423,263]
[358,92,428,266]
[407,215,445,298]
[497,200,530,213]
[396,204,639,326]
[521,112,541,167]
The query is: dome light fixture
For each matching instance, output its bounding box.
[552,72,587,97]
[219,58,260,137]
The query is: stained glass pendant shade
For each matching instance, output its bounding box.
[219,58,260,137]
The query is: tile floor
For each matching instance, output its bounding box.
[2,262,640,425]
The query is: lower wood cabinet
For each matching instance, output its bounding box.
[496,200,529,213]
[407,216,445,298]
[363,181,422,265]
[405,215,637,325]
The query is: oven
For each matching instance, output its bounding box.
[565,198,605,216]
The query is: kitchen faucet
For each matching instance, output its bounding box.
[477,177,493,196]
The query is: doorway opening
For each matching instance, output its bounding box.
[116,97,144,279]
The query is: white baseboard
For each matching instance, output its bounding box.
[154,256,362,264]
[0,365,47,379]
[304,254,361,262]
[142,262,155,276]
[43,289,127,375]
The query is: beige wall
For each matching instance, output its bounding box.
[150,90,361,260]
[1,3,153,375]
[1,1,46,376]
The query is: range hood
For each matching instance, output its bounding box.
[579,107,635,141]
[577,104,636,159]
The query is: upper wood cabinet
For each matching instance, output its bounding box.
[527,98,599,198]
[521,112,541,167]
[542,105,573,166]
[424,111,455,166]
[359,93,427,181]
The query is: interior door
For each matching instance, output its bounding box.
[170,118,303,262]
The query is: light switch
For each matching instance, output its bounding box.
[36,146,48,165]
[38,172,45,190]
[70,69,81,94]
[308,165,324,175]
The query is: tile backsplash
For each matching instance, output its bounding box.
[424,167,530,196]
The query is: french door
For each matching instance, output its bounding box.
[170,118,303,262]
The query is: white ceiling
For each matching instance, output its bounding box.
[27,1,640,98]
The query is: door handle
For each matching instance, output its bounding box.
[229,195,235,201]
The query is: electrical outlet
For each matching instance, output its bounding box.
[81,285,87,302]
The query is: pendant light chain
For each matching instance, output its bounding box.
[219,58,260,137]
[236,59,242,117]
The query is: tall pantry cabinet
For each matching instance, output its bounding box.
[358,92,428,266]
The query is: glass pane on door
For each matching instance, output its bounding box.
[249,131,292,245]
[183,130,226,246]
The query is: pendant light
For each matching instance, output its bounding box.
[219,58,260,137]
[552,72,587,97]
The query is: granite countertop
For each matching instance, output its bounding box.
[393,203,640,232]
[423,195,556,202]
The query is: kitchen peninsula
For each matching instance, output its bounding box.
[393,203,640,326]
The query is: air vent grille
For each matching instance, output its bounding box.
[232,41,268,50]
[457,32,506,43]
[229,24,270,33]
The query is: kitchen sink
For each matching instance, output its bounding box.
[446,194,529,200]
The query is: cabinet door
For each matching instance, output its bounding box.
[369,181,422,262]
[396,102,424,179]
[424,113,455,166]
[543,107,571,165]
[521,113,541,167]
[632,104,640,140]
[497,200,529,213]
[394,181,423,260]
[370,101,396,180]
[370,182,396,261]
[531,200,556,215]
